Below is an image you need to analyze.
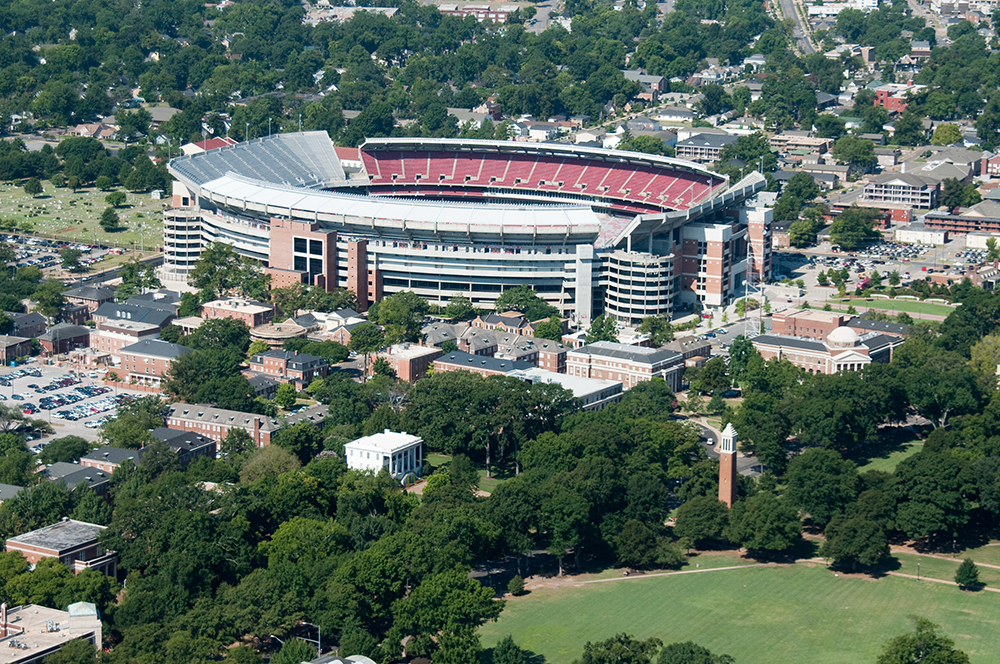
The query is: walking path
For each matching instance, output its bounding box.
[581,563,774,584]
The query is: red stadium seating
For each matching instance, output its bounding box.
[359,148,723,212]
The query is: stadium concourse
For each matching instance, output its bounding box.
[164,133,772,326]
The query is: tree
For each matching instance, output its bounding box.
[59,248,83,272]
[367,291,428,344]
[585,314,618,343]
[240,445,301,484]
[43,638,96,664]
[494,285,558,321]
[639,316,674,346]
[932,124,963,146]
[818,513,888,570]
[831,135,876,171]
[105,191,127,208]
[100,396,167,449]
[876,618,969,664]
[221,427,254,457]
[34,279,66,318]
[889,270,902,286]
[723,492,801,553]
[783,449,858,527]
[94,176,112,191]
[99,207,121,232]
[274,383,298,410]
[657,642,734,664]
[349,323,385,379]
[954,558,981,590]
[38,436,90,464]
[533,316,564,342]
[186,317,251,354]
[829,206,881,250]
[189,242,269,300]
[271,420,323,465]
[618,135,668,155]
[270,640,316,664]
[574,634,662,664]
[444,296,476,321]
[372,356,395,378]
[247,340,270,358]
[23,178,42,197]
[494,635,526,664]
[673,495,729,545]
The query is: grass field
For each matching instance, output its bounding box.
[955,543,1000,567]
[480,559,1000,664]
[893,552,1000,588]
[858,442,924,473]
[0,180,166,250]
[825,298,955,317]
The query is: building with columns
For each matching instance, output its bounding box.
[751,326,904,375]
[718,423,738,509]
[345,430,423,481]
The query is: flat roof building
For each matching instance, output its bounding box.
[345,430,422,481]
[6,519,116,576]
[509,367,623,410]
[0,602,102,664]
[433,350,533,377]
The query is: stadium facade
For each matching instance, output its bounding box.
[164,132,771,325]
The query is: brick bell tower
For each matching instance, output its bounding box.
[718,423,738,508]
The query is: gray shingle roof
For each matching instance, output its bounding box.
[39,323,90,342]
[80,446,145,467]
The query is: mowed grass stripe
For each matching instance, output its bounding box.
[481,564,1000,663]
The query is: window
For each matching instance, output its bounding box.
[309,239,323,255]
[294,238,307,253]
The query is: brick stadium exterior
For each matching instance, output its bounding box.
[164,133,771,325]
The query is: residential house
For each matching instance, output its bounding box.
[621,70,668,101]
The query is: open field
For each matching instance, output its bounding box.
[955,543,1000,568]
[481,558,1000,664]
[893,552,1000,588]
[824,297,955,317]
[0,180,166,249]
[858,442,924,474]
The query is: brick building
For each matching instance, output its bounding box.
[201,298,274,327]
[90,320,161,359]
[5,519,117,576]
[165,403,281,447]
[0,335,32,363]
[115,338,194,389]
[7,311,46,338]
[63,285,116,313]
[771,309,850,340]
[376,343,442,383]
[495,335,568,373]
[91,302,175,329]
[264,218,381,312]
[432,350,532,377]
[38,323,91,355]
[566,341,684,391]
[751,326,904,375]
[248,348,330,389]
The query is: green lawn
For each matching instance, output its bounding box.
[825,298,955,317]
[481,562,1000,664]
[858,442,924,474]
[953,543,1000,568]
[893,552,1000,588]
[0,180,166,250]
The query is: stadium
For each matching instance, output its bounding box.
[164,132,771,325]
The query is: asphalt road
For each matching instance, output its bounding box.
[778,0,816,54]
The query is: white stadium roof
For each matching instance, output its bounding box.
[197,173,603,235]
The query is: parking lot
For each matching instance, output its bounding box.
[2,362,152,447]
[1,233,115,277]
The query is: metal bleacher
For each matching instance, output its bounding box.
[168,131,346,188]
